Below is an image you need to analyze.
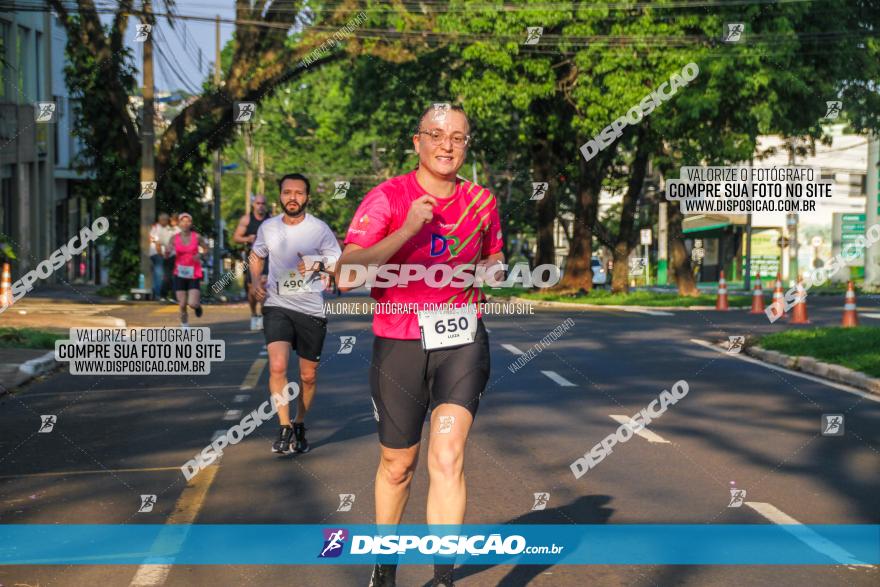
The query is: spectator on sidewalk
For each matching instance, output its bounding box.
[149,213,176,301]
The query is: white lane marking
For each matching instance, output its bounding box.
[861,312,880,319]
[239,358,267,390]
[746,502,872,567]
[233,394,250,403]
[621,308,674,316]
[540,371,576,387]
[128,467,220,586]
[259,350,267,356]
[690,339,880,404]
[222,410,242,421]
[608,415,671,444]
[502,344,524,355]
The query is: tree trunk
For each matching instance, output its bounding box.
[556,151,604,292]
[610,132,651,293]
[532,132,556,269]
[667,200,700,296]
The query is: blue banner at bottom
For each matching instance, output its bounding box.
[1,525,878,565]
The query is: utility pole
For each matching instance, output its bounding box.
[139,1,156,296]
[257,147,265,196]
[211,14,222,286]
[244,122,253,216]
[866,134,880,289]
[744,158,753,290]
[786,140,800,284]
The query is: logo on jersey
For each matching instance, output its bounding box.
[430,234,460,257]
[319,528,348,558]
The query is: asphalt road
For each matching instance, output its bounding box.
[0,293,878,586]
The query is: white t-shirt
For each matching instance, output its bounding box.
[252,213,341,318]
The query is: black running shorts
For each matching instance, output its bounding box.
[173,276,201,292]
[370,320,490,449]
[262,306,327,362]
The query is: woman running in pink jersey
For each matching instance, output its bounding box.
[172,212,208,328]
[338,104,504,587]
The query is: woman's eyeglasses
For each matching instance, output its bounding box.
[418,128,471,148]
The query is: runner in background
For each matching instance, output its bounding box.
[172,212,208,329]
[233,194,271,330]
[337,104,504,587]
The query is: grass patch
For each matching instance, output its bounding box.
[0,327,66,350]
[758,327,880,378]
[487,287,751,307]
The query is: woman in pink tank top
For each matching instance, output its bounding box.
[172,213,208,328]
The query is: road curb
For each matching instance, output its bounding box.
[0,351,59,397]
[744,345,880,396]
[503,296,745,312]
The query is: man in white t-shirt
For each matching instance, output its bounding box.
[250,173,341,455]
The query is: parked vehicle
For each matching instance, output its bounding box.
[591,257,608,286]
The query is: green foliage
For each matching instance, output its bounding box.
[760,327,880,377]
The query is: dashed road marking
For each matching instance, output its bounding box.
[233,394,250,403]
[621,308,674,316]
[861,312,880,319]
[222,410,242,421]
[541,371,576,387]
[501,344,524,355]
[608,415,671,444]
[746,502,872,567]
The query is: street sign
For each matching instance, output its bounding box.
[640,229,652,245]
[776,236,791,248]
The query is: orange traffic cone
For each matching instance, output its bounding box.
[789,275,810,324]
[768,273,786,321]
[1,262,12,308]
[750,272,765,314]
[716,270,729,311]
[841,281,858,328]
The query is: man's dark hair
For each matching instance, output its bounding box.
[417,103,471,133]
[278,173,310,195]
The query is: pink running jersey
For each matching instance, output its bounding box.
[344,171,504,340]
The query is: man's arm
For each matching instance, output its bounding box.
[232,215,253,245]
[249,253,267,301]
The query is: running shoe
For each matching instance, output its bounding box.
[194,306,203,318]
[432,564,454,586]
[368,564,396,587]
[250,316,259,331]
[293,422,310,453]
[272,425,294,454]
[256,315,263,330]
[180,323,190,330]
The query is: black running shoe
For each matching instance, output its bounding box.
[194,305,203,318]
[368,564,396,587]
[432,563,454,586]
[272,425,293,454]
[293,422,310,453]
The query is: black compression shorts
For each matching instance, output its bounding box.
[369,320,490,449]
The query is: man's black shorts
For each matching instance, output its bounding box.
[262,305,327,362]
[370,320,490,449]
